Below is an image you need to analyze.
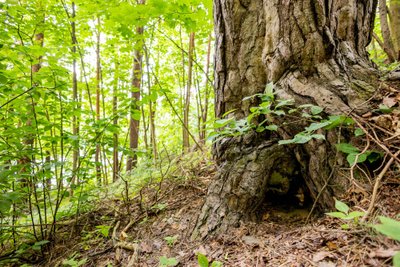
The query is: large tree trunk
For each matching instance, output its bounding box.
[193,0,379,239]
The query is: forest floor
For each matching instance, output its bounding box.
[37,154,400,267]
[18,80,400,267]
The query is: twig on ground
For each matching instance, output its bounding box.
[362,150,400,222]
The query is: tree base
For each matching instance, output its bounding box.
[192,129,349,239]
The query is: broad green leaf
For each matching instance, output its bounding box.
[393,252,400,267]
[379,104,393,113]
[354,128,365,137]
[278,134,312,145]
[256,126,265,132]
[214,118,234,128]
[197,253,209,267]
[275,99,294,109]
[334,199,349,214]
[265,125,278,131]
[341,223,350,230]
[305,121,331,132]
[367,151,383,163]
[310,106,323,115]
[346,153,368,166]
[373,216,400,241]
[211,261,223,267]
[159,256,178,267]
[264,82,275,99]
[325,115,354,129]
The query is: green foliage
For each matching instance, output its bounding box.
[95,225,112,238]
[372,216,400,241]
[0,0,214,260]
[197,253,223,267]
[371,216,400,267]
[164,235,178,247]
[326,199,365,229]
[159,256,179,267]
[335,143,383,166]
[209,83,358,146]
[62,254,87,267]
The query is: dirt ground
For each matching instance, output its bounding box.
[39,160,399,267]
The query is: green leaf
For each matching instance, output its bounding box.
[341,223,350,230]
[275,99,294,109]
[272,110,285,116]
[211,261,223,267]
[346,153,368,166]
[393,252,400,267]
[354,128,365,137]
[159,256,179,267]
[310,106,324,115]
[0,199,12,213]
[265,125,278,131]
[373,216,400,241]
[378,104,393,113]
[214,118,234,128]
[334,199,349,214]
[96,225,112,238]
[367,151,383,163]
[279,133,312,145]
[197,253,209,267]
[264,82,275,99]
[305,121,331,132]
[325,115,354,129]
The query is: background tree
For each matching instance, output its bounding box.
[389,0,400,60]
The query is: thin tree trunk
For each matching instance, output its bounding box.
[113,57,119,182]
[20,25,44,197]
[183,32,195,152]
[71,1,79,192]
[389,0,400,60]
[193,0,379,239]
[379,0,396,62]
[199,34,212,143]
[144,46,158,160]
[126,0,145,171]
[95,16,101,183]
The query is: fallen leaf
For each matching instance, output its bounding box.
[140,242,153,253]
[242,235,262,247]
[326,241,338,250]
[193,245,207,256]
[318,261,336,267]
[369,248,398,258]
[313,251,332,262]
[383,96,398,108]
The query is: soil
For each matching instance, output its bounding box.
[37,159,399,267]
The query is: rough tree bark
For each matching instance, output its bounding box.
[389,0,400,60]
[193,0,379,239]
